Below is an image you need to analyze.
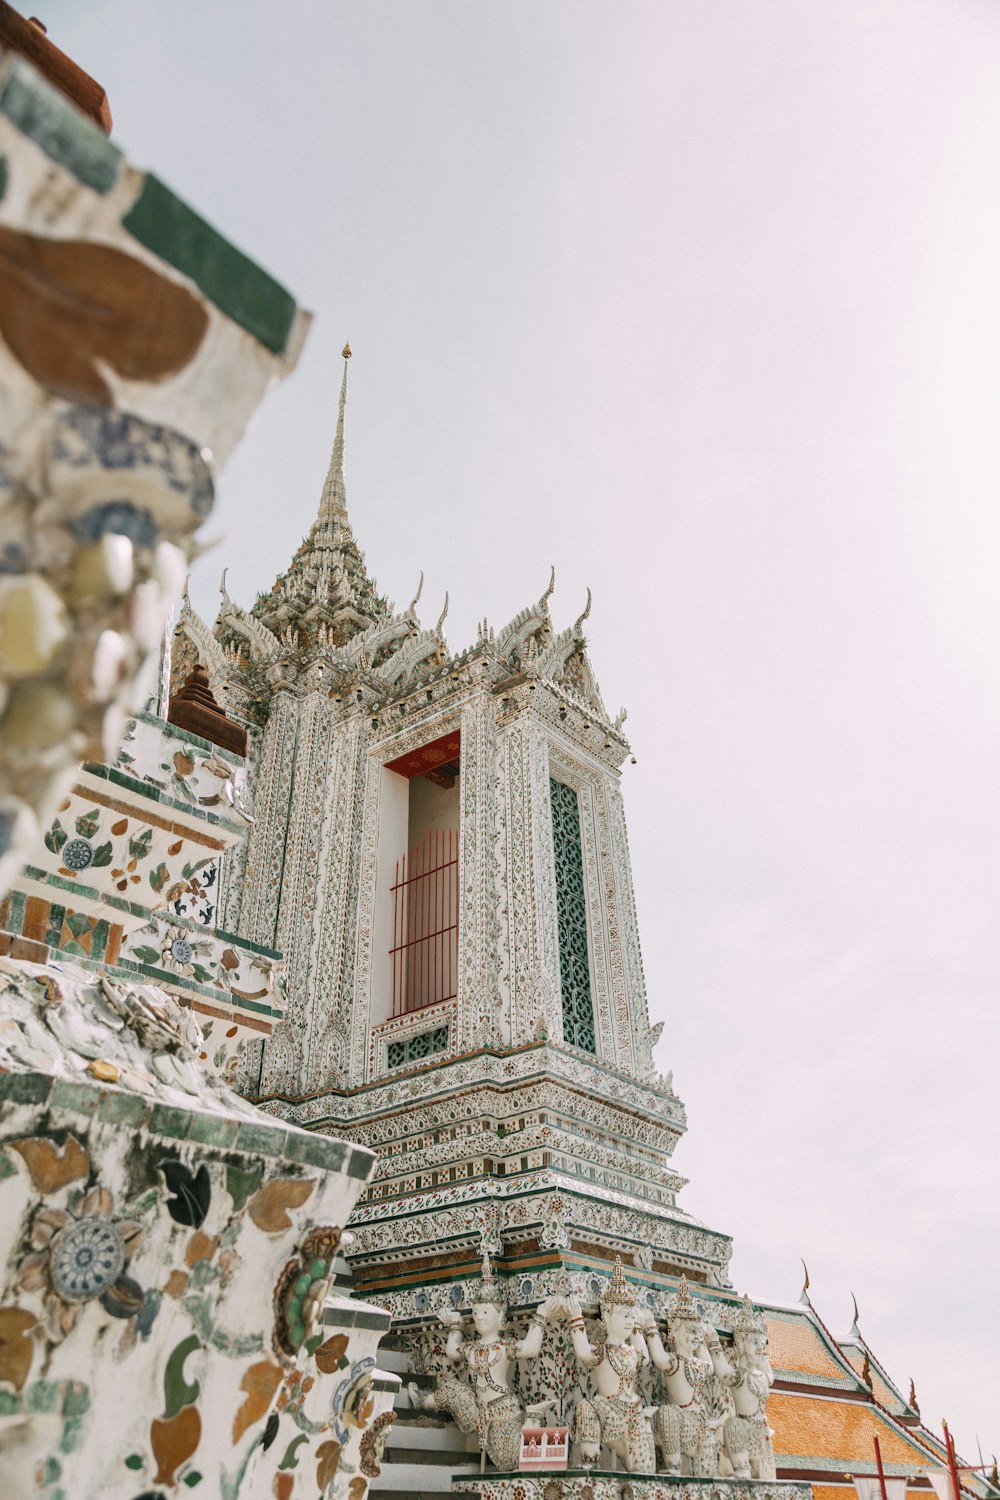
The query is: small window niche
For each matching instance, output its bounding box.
[372,729,461,1027]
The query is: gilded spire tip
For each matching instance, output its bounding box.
[342,342,352,360]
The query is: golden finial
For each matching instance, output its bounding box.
[798,1258,811,1304]
[342,342,352,360]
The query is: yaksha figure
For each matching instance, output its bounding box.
[409,1252,553,1471]
[562,1258,657,1473]
[718,1296,776,1479]
[637,1277,728,1476]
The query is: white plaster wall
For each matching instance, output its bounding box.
[407,772,460,850]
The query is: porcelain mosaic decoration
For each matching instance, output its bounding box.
[0,47,308,893]
[0,44,406,1500]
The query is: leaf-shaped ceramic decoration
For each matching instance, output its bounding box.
[0,1306,37,1391]
[314,1333,349,1375]
[10,1134,89,1191]
[0,225,208,405]
[231,1360,283,1444]
[246,1177,315,1234]
[91,841,113,868]
[315,1439,343,1491]
[44,818,68,854]
[129,828,153,860]
[151,1403,202,1486]
[75,808,100,839]
[160,1161,211,1229]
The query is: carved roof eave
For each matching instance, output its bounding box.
[372,625,449,687]
[340,608,415,667]
[216,599,281,665]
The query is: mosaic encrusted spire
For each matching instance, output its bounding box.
[318,342,351,530]
[601,1255,637,1308]
[250,343,392,643]
[473,1249,507,1309]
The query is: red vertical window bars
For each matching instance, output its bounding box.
[389,828,459,1016]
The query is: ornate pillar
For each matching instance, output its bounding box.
[455,678,502,1050]
[605,778,654,1078]
[499,702,561,1046]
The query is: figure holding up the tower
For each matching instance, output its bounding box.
[560,1258,658,1474]
[408,1253,555,1471]
[637,1276,730,1476]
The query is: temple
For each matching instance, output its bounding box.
[0,20,991,1498]
[160,350,995,1500]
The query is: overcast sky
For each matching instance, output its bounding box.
[44,0,1000,1457]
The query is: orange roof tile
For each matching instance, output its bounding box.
[811,1487,928,1500]
[770,1392,932,1469]
[843,1351,902,1410]
[767,1315,853,1381]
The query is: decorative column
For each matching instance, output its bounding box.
[498,700,562,1046]
[455,675,502,1051]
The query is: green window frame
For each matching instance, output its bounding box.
[549,778,597,1053]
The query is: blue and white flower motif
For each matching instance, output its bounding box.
[17,1183,144,1342]
[449,1283,464,1307]
[51,1217,124,1301]
[62,838,94,871]
[519,1277,534,1301]
[414,1289,431,1312]
[53,407,214,523]
[69,500,158,548]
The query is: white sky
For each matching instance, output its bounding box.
[43,0,1000,1458]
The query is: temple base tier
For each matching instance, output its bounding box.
[453,1471,814,1500]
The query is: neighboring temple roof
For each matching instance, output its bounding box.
[762,1294,997,1500]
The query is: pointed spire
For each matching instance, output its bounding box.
[319,342,352,528]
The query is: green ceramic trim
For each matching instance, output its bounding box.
[214,928,281,960]
[49,1078,100,1117]
[137,710,245,765]
[122,174,298,355]
[0,60,121,193]
[112,958,283,1018]
[81,762,243,834]
[284,1128,347,1171]
[0,1070,52,1103]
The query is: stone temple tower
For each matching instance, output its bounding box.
[178,348,734,1313]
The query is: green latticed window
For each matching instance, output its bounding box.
[550,778,596,1053]
[386,1024,449,1069]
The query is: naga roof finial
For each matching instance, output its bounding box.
[849,1292,861,1338]
[799,1258,811,1305]
[409,571,424,615]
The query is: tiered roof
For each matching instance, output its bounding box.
[762,1287,996,1500]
